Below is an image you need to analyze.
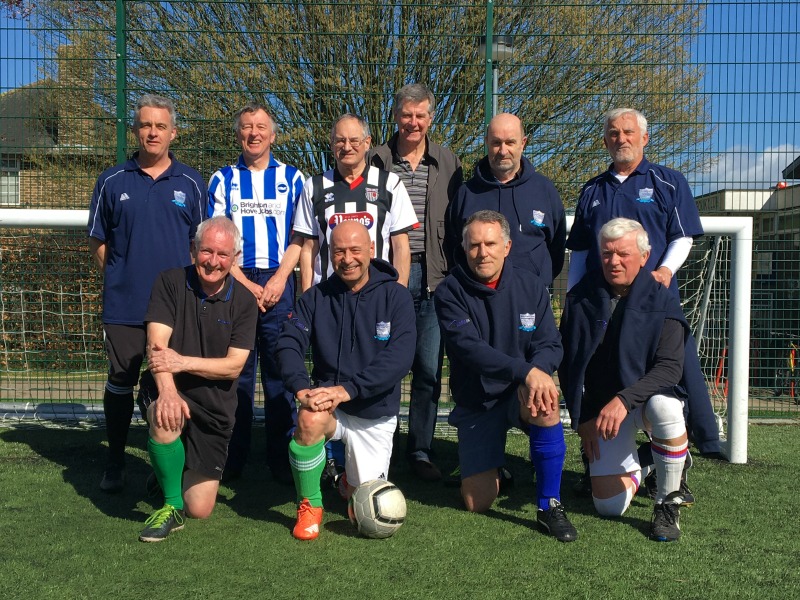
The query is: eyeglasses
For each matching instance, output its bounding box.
[333,137,367,148]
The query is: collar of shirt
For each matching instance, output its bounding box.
[235,153,280,170]
[130,150,178,177]
[185,268,234,302]
[605,156,653,180]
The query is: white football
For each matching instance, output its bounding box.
[347,479,407,539]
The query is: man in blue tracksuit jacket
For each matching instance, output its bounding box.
[276,221,415,540]
[566,108,719,458]
[444,113,566,286]
[435,210,577,542]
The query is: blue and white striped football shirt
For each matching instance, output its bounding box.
[208,154,305,269]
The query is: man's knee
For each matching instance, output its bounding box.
[645,394,686,440]
[528,409,561,428]
[294,408,332,445]
[183,472,219,519]
[590,472,639,516]
[593,487,634,517]
[146,404,182,444]
[461,469,500,513]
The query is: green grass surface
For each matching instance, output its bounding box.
[1,425,798,600]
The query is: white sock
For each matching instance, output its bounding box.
[651,440,687,503]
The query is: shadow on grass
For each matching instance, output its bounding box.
[214,426,297,527]
[388,432,582,520]
[1,425,155,522]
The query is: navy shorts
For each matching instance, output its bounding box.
[140,379,234,481]
[448,397,523,479]
[103,324,147,390]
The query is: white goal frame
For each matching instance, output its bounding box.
[0,210,753,463]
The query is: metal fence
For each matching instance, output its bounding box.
[1,1,798,421]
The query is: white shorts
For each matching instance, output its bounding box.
[332,410,397,487]
[588,403,648,477]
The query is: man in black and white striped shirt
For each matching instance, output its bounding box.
[294,113,418,290]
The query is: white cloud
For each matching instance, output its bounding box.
[692,144,800,195]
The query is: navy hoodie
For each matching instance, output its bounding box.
[444,156,566,285]
[434,258,563,410]
[276,259,415,420]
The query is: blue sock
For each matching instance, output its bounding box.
[326,439,345,467]
[529,422,566,511]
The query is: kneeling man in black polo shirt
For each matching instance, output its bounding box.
[137,216,257,542]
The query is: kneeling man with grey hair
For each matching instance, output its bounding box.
[435,209,576,542]
[559,217,690,542]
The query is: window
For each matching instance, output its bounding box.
[0,158,21,206]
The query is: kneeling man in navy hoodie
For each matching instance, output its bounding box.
[434,210,577,542]
[276,221,416,540]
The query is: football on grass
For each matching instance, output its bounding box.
[347,479,407,539]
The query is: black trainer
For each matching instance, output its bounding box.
[573,465,592,498]
[100,463,126,493]
[145,471,162,499]
[320,458,343,489]
[444,466,461,488]
[537,499,578,542]
[497,467,514,496]
[139,504,185,542]
[649,491,682,542]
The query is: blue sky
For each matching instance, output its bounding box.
[693,1,799,193]
[2,2,798,193]
[1,12,40,90]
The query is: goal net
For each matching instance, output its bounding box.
[0,211,752,462]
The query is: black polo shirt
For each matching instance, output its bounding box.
[143,266,257,428]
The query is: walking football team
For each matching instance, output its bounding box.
[88,86,720,544]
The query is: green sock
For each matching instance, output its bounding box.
[148,437,185,510]
[289,438,326,508]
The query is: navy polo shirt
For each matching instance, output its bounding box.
[567,157,703,293]
[143,267,257,425]
[87,152,206,325]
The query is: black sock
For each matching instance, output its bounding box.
[103,389,134,466]
[637,441,654,468]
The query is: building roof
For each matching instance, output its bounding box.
[0,80,60,154]
[782,155,800,180]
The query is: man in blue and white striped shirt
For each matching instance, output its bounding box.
[208,102,306,483]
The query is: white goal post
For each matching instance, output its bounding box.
[0,210,753,463]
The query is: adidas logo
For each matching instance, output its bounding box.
[120,193,130,201]
[304,524,319,534]
[590,199,600,208]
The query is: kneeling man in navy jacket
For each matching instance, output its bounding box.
[276,221,416,540]
[435,209,576,542]
[559,218,690,542]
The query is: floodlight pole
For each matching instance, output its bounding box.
[480,26,514,133]
[482,1,495,133]
[115,0,127,163]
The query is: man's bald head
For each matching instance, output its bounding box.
[331,221,374,291]
[487,113,525,140]
[331,220,371,249]
[485,113,528,183]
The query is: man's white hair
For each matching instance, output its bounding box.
[195,216,242,255]
[598,217,651,255]
[603,108,648,135]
